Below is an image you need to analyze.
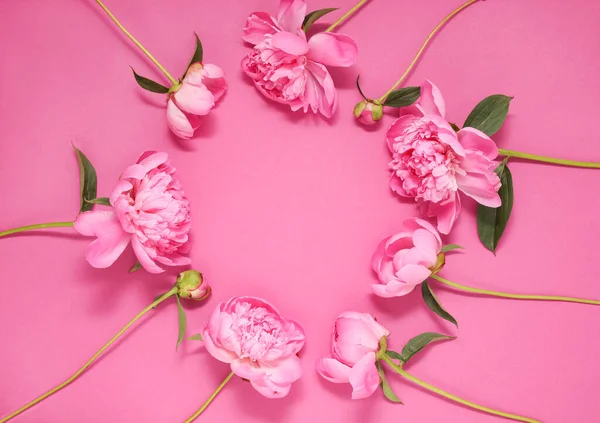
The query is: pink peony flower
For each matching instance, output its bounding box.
[167,63,227,139]
[202,296,305,398]
[241,0,358,118]
[317,312,389,399]
[386,80,501,234]
[74,151,191,273]
[354,99,383,125]
[371,218,442,298]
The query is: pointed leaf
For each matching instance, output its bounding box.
[73,145,98,213]
[385,350,403,362]
[131,68,170,94]
[463,94,512,136]
[421,281,458,327]
[383,87,420,108]
[302,8,338,32]
[85,197,111,206]
[187,334,203,341]
[185,33,203,74]
[129,261,142,273]
[175,295,187,350]
[477,160,514,253]
[376,362,402,403]
[400,332,455,363]
[440,244,463,253]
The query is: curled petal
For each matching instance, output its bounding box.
[307,33,358,67]
[243,12,281,45]
[271,31,309,55]
[305,61,337,117]
[317,358,351,383]
[201,63,228,102]
[417,79,446,118]
[173,82,215,116]
[458,127,499,159]
[131,235,164,273]
[277,0,307,33]
[166,99,201,140]
[348,352,380,399]
[373,279,419,298]
[74,211,130,269]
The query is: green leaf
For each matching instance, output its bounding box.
[187,333,203,341]
[85,197,111,206]
[73,145,98,213]
[421,281,458,327]
[463,94,512,136]
[376,362,402,403]
[302,8,338,32]
[131,68,170,94]
[184,33,203,75]
[400,332,455,364]
[477,160,514,253]
[383,86,420,108]
[450,122,460,132]
[356,75,368,101]
[440,244,463,253]
[385,350,403,362]
[175,295,187,350]
[128,261,142,273]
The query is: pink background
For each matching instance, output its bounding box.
[1,0,600,421]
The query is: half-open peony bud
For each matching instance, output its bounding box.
[354,100,383,125]
[176,270,211,301]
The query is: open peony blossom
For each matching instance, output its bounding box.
[167,62,227,139]
[317,312,389,399]
[202,297,305,398]
[74,151,191,273]
[371,218,442,298]
[387,80,501,234]
[241,0,358,118]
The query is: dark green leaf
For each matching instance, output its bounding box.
[129,261,142,273]
[302,8,338,32]
[73,145,98,213]
[450,122,460,132]
[400,332,455,363]
[383,87,420,108]
[477,160,514,253]
[440,244,463,253]
[376,362,402,403]
[356,75,368,101]
[385,350,403,362]
[175,295,187,350]
[422,281,458,327]
[187,334,203,341]
[463,94,512,136]
[185,33,203,74]
[131,68,170,94]
[85,197,111,206]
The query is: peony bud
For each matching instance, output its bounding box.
[353,99,383,125]
[176,270,211,301]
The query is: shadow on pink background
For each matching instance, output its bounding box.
[1,0,599,422]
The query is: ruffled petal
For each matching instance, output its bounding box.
[243,12,281,45]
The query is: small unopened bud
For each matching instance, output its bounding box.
[353,99,383,125]
[176,270,211,301]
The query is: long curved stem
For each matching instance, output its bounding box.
[325,0,370,32]
[0,288,178,423]
[0,222,74,238]
[183,372,235,423]
[431,274,600,305]
[378,0,480,102]
[498,149,600,169]
[382,356,540,423]
[94,0,177,85]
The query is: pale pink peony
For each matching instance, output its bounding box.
[387,80,501,234]
[241,0,358,118]
[167,62,227,139]
[371,218,442,298]
[74,151,191,273]
[202,296,305,398]
[317,312,389,399]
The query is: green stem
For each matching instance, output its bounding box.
[94,0,178,85]
[378,0,480,102]
[325,0,370,32]
[381,355,540,423]
[498,148,600,169]
[0,288,178,423]
[183,372,235,423]
[0,222,74,238]
[431,274,600,305]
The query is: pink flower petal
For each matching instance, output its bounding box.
[201,63,228,102]
[243,12,281,45]
[74,211,130,269]
[174,82,215,116]
[307,33,358,67]
[373,279,419,298]
[166,99,196,139]
[130,235,164,274]
[458,127,499,159]
[203,331,238,363]
[265,355,303,385]
[456,171,502,207]
[305,60,337,117]
[396,263,432,286]
[271,31,309,55]
[317,358,351,383]
[412,228,441,257]
[348,352,380,399]
[250,378,292,398]
[416,79,446,118]
[277,0,307,33]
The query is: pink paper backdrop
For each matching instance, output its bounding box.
[1,0,599,421]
